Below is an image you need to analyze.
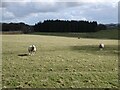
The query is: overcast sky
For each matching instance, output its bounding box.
[0,0,119,25]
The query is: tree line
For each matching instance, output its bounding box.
[1,22,34,33]
[1,20,107,33]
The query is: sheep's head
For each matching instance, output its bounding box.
[32,45,35,47]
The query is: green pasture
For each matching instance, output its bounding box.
[2,29,119,88]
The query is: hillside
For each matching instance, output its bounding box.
[32,29,118,40]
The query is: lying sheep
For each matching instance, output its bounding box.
[99,43,104,50]
[28,45,36,55]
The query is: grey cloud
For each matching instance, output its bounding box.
[2,2,83,18]
[1,2,7,7]
[64,2,84,7]
[2,9,15,20]
[81,4,118,23]
[1,1,118,24]
[118,1,120,23]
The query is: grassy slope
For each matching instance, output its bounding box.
[2,30,118,88]
[32,29,118,40]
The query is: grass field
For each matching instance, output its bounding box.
[2,30,119,88]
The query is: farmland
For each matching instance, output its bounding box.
[1,29,119,88]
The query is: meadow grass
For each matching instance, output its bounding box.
[2,30,119,88]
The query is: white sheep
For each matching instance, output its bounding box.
[28,45,36,55]
[99,43,104,50]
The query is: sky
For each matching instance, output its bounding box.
[0,0,119,25]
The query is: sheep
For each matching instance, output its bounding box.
[28,45,36,55]
[78,37,80,39]
[99,43,104,50]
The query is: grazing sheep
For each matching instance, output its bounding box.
[28,45,36,55]
[99,43,104,50]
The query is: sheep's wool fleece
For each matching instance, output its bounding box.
[28,45,36,52]
[99,44,104,48]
